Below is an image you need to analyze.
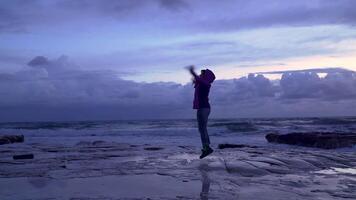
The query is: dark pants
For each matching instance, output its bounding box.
[197,108,211,147]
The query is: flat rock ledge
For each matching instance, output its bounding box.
[266,132,356,149]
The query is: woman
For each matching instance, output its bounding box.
[186,65,216,159]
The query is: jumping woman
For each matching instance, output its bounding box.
[186,65,216,159]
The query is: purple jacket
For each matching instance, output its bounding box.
[193,69,216,109]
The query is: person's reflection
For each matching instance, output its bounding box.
[200,169,211,200]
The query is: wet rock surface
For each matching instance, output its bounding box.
[266,132,356,149]
[0,140,355,199]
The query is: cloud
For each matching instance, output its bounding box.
[257,68,356,100]
[58,0,188,13]
[27,56,50,67]
[0,0,45,33]
[258,67,354,74]
[212,74,278,104]
[1,1,355,79]
[97,32,341,78]
[159,0,188,11]
[0,56,194,121]
[1,56,356,121]
[280,71,324,99]
[1,0,356,34]
[192,0,356,32]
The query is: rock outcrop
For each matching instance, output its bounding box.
[0,135,24,145]
[13,154,34,160]
[266,132,356,149]
[218,143,258,149]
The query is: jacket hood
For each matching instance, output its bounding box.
[203,69,216,83]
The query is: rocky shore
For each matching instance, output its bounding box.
[0,139,355,199]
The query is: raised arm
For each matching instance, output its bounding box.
[185,65,198,78]
[185,65,210,85]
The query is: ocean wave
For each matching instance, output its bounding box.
[311,117,356,125]
[0,121,103,130]
[1,117,356,133]
[210,122,258,132]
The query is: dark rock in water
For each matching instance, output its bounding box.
[178,146,190,149]
[144,147,163,151]
[92,140,106,145]
[76,140,106,146]
[218,143,258,149]
[13,154,34,160]
[0,135,24,145]
[266,132,356,149]
[75,141,92,146]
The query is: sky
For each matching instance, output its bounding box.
[1,0,356,121]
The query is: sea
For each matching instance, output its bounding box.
[1,117,356,150]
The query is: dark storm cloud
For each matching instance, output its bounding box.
[56,0,190,21]
[0,0,45,33]
[1,56,356,121]
[0,0,192,34]
[58,0,188,12]
[158,0,188,11]
[194,0,356,31]
[1,0,356,34]
[0,5,25,33]
[57,0,147,16]
[0,56,193,121]
[27,56,49,67]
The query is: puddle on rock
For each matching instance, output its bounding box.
[0,174,201,199]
